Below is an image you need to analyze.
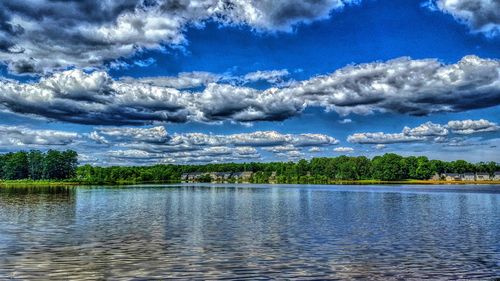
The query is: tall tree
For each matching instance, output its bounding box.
[27,150,45,180]
[3,152,29,180]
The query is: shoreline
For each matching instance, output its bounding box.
[1,179,500,187]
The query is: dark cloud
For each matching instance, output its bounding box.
[0,56,498,125]
[0,0,360,74]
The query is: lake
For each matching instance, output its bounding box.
[0,184,498,280]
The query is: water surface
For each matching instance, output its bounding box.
[0,184,499,280]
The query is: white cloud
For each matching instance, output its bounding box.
[107,145,260,164]
[348,119,499,144]
[171,130,338,149]
[334,146,354,153]
[275,150,305,159]
[227,131,339,147]
[242,69,290,84]
[402,122,449,137]
[447,119,499,134]
[347,132,425,144]
[308,147,322,152]
[98,126,168,143]
[426,0,500,37]
[0,56,497,125]
[339,118,352,124]
[91,128,339,163]
[107,149,164,160]
[0,125,78,146]
[280,55,500,116]
[88,131,108,144]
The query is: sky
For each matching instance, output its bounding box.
[0,0,499,165]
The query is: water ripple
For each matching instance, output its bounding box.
[0,185,498,280]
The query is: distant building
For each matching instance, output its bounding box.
[221,172,232,181]
[269,171,277,183]
[443,173,462,181]
[180,172,208,182]
[431,173,441,180]
[189,172,205,181]
[475,173,490,181]
[493,172,500,181]
[462,173,475,181]
[232,171,253,182]
[209,172,219,181]
[209,172,233,182]
[181,171,256,182]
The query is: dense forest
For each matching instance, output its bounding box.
[77,153,498,184]
[1,150,498,184]
[0,150,78,180]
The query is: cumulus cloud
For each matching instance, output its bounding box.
[0,0,360,74]
[426,0,500,37]
[0,125,337,164]
[227,131,339,147]
[348,132,424,144]
[274,150,305,159]
[308,147,322,152]
[0,56,498,125]
[447,119,499,134]
[91,127,339,163]
[242,69,290,84]
[97,126,168,143]
[334,146,354,152]
[107,149,165,160]
[263,145,300,153]
[0,69,190,125]
[88,131,108,144]
[280,55,500,116]
[348,119,498,144]
[0,125,78,147]
[0,122,341,164]
[106,128,338,149]
[106,145,260,164]
[402,122,449,137]
[348,121,448,144]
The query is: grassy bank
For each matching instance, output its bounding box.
[0,180,81,187]
[325,179,500,185]
[1,179,499,187]
[0,179,175,187]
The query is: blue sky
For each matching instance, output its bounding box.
[0,0,498,165]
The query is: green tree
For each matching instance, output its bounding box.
[415,156,432,179]
[371,153,405,180]
[27,150,45,180]
[3,152,29,180]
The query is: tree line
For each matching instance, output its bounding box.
[76,153,499,184]
[1,151,498,183]
[0,150,78,180]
